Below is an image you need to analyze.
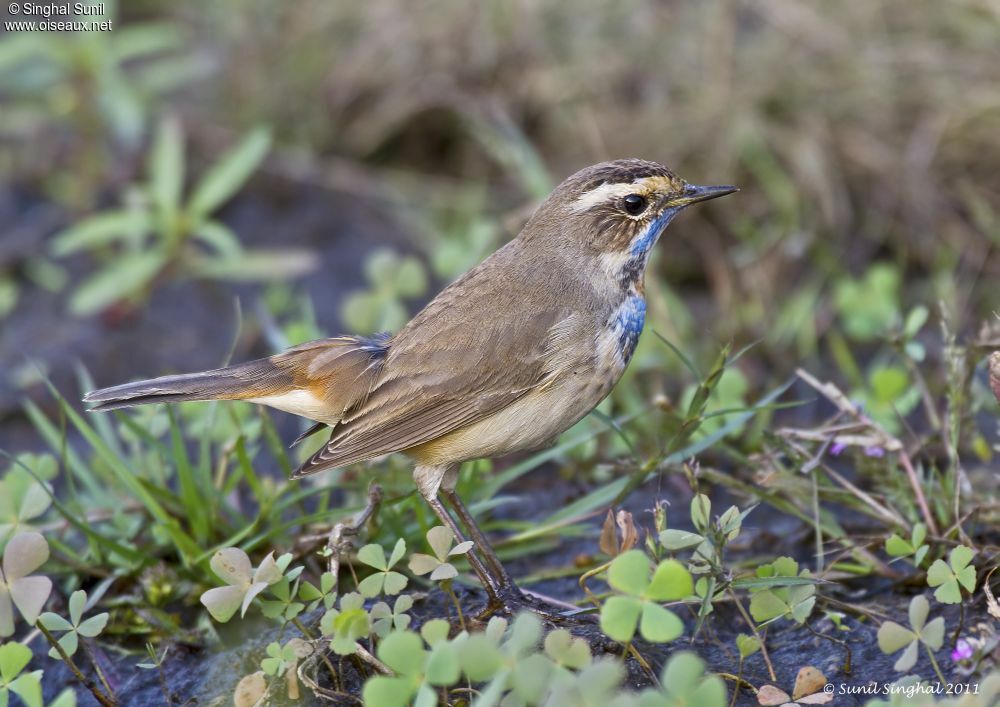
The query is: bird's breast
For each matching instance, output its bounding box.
[599,293,646,370]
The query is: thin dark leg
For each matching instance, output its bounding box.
[420,493,505,601]
[440,488,518,591]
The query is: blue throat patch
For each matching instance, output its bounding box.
[613,295,646,362]
[629,206,680,259]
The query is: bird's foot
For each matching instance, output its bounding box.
[475,585,594,626]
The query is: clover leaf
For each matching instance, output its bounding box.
[0,642,43,707]
[364,622,465,707]
[261,641,296,676]
[371,594,414,638]
[357,538,408,597]
[0,460,54,547]
[926,546,976,604]
[885,523,929,567]
[877,595,944,672]
[408,526,474,581]
[298,571,337,611]
[599,550,692,644]
[199,548,283,622]
[320,592,370,655]
[37,589,109,659]
[657,652,727,707]
[748,557,816,625]
[0,532,52,637]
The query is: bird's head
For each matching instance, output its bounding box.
[521,158,736,286]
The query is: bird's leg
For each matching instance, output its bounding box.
[439,485,517,592]
[413,465,505,604]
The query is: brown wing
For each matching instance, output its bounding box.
[292,242,577,477]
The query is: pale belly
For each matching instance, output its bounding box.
[407,298,640,467]
[407,369,621,466]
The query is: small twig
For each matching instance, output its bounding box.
[804,621,852,674]
[727,587,776,682]
[355,643,392,675]
[443,582,467,632]
[720,669,757,701]
[36,622,117,707]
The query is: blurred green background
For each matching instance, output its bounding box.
[1,0,997,447]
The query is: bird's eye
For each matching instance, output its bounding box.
[622,194,647,216]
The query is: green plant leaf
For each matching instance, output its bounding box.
[425,641,460,686]
[150,117,184,218]
[877,621,915,653]
[658,529,705,551]
[607,550,649,595]
[748,590,787,623]
[885,534,913,557]
[921,617,945,650]
[690,494,711,531]
[378,630,425,676]
[736,633,761,659]
[187,248,315,282]
[69,250,166,315]
[639,602,684,643]
[76,613,109,638]
[363,676,415,707]
[188,127,271,218]
[599,595,642,643]
[50,210,152,256]
[459,634,504,682]
[645,559,693,601]
[544,629,591,669]
[37,612,72,632]
[357,544,387,571]
[192,220,242,257]
[0,641,31,682]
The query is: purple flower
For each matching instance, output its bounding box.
[951,639,973,662]
[864,446,885,458]
[829,441,847,456]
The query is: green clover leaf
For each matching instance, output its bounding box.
[885,523,929,566]
[926,546,976,604]
[877,595,945,672]
[320,592,371,655]
[0,641,43,707]
[599,550,691,644]
[371,594,414,638]
[37,589,109,659]
[0,458,54,547]
[748,557,816,625]
[357,538,408,597]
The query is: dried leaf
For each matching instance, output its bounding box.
[757,684,791,705]
[792,666,827,700]
[984,567,1000,621]
[233,671,267,707]
[599,510,618,556]
[616,510,638,552]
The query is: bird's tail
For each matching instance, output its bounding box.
[82,357,296,412]
[83,334,391,421]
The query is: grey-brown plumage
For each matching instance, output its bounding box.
[85,158,736,611]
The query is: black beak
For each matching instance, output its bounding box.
[679,183,739,205]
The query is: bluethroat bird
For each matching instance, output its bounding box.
[84,159,736,611]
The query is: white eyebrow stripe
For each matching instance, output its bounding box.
[569,181,644,213]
